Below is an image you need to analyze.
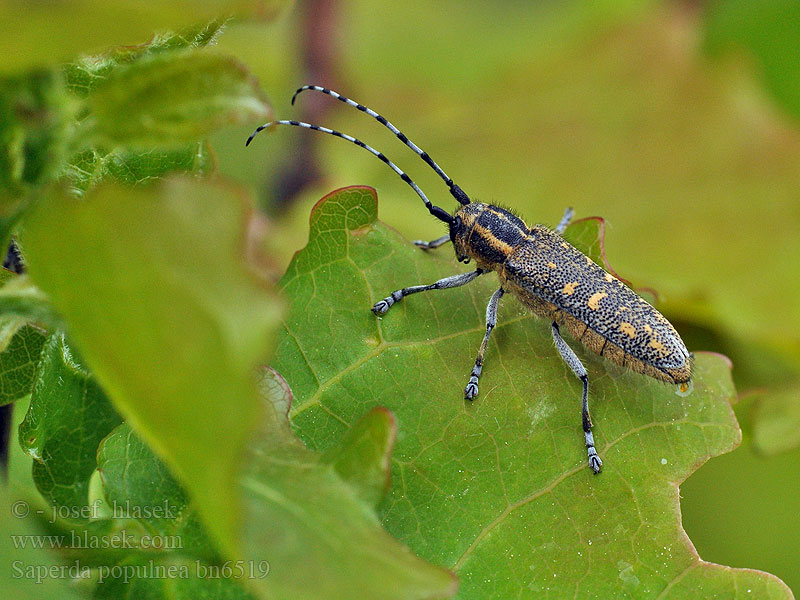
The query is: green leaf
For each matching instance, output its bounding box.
[321,406,396,509]
[64,142,215,196]
[0,274,61,330]
[94,423,255,598]
[18,333,123,514]
[0,2,290,73]
[271,186,793,599]
[0,323,47,406]
[87,51,272,148]
[97,422,217,558]
[63,20,228,98]
[240,367,457,600]
[21,177,283,556]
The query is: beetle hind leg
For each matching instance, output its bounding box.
[551,322,602,474]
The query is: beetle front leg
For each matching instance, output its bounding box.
[372,269,483,315]
[464,287,505,399]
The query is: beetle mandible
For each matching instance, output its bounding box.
[247,85,693,474]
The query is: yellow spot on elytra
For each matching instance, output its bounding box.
[587,291,608,310]
[604,272,614,282]
[643,324,653,334]
[548,262,557,269]
[649,339,667,354]
[585,255,593,265]
[561,242,569,249]
[562,281,579,295]
[619,322,636,339]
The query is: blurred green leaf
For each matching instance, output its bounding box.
[64,20,228,98]
[0,1,290,73]
[65,142,215,196]
[704,0,800,123]
[0,69,72,197]
[270,186,792,599]
[240,366,457,600]
[88,51,271,148]
[18,333,123,515]
[21,177,282,557]
[321,406,396,509]
[0,274,60,332]
[0,68,73,246]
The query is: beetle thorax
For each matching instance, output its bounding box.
[452,203,530,270]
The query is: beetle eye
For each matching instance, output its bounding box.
[449,216,462,243]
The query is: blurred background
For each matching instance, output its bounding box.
[211,0,800,592]
[3,0,798,594]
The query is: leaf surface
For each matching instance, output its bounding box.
[239,367,457,600]
[0,323,47,406]
[271,186,793,599]
[19,333,122,514]
[94,423,254,598]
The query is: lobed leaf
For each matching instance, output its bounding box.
[270,186,793,599]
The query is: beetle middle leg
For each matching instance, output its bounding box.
[372,268,483,315]
[465,287,505,399]
[551,322,603,474]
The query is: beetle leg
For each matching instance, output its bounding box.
[413,234,451,250]
[372,269,483,315]
[465,287,505,399]
[551,322,602,474]
[554,207,574,235]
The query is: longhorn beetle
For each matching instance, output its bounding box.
[247,85,693,474]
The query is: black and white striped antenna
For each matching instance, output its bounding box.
[246,86,471,224]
